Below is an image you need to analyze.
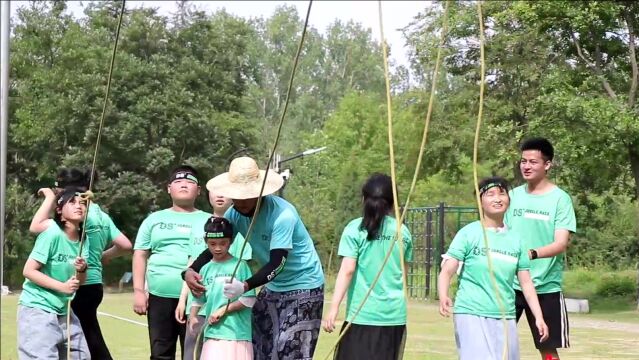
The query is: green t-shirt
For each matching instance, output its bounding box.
[134,209,211,298]
[186,216,253,316]
[505,185,577,294]
[19,223,90,315]
[337,216,413,326]
[446,221,530,319]
[84,203,122,285]
[195,257,255,341]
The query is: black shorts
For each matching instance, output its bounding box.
[515,290,570,350]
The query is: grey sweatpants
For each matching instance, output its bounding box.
[183,315,205,360]
[18,305,90,359]
[453,313,519,360]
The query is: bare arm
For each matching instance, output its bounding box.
[132,249,149,292]
[517,270,544,320]
[29,189,56,234]
[437,258,459,317]
[178,258,195,306]
[132,249,149,315]
[102,233,133,264]
[530,229,571,259]
[322,257,356,333]
[517,270,549,342]
[329,257,356,314]
[224,300,247,314]
[23,258,65,292]
[208,299,249,325]
[23,258,79,295]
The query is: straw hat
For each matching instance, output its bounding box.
[206,157,284,200]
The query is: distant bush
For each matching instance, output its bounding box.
[595,274,637,298]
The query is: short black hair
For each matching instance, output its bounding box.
[55,168,97,189]
[520,137,554,161]
[203,217,234,242]
[477,176,510,197]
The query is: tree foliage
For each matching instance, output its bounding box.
[4,1,638,287]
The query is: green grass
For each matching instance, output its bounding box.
[2,292,639,359]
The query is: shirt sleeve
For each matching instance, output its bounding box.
[337,222,360,259]
[517,243,530,271]
[402,224,413,262]
[230,233,252,261]
[555,193,577,233]
[269,210,296,251]
[446,227,469,262]
[101,211,123,242]
[134,216,153,250]
[29,226,58,264]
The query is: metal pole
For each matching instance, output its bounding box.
[1,0,11,291]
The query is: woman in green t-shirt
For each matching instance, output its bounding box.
[29,168,132,360]
[323,173,412,360]
[438,177,549,360]
[18,187,91,359]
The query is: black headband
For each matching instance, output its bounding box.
[170,171,198,184]
[479,182,504,197]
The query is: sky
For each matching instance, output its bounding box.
[8,1,430,68]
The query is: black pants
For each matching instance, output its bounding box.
[71,283,112,360]
[147,294,186,360]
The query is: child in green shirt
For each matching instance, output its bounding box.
[190,217,255,360]
[18,187,91,359]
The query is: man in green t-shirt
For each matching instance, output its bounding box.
[132,165,211,360]
[505,138,577,360]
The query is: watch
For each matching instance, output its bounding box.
[529,249,538,260]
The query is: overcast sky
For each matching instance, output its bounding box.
[9,1,430,68]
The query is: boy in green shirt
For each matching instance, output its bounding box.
[505,138,577,360]
[132,165,211,360]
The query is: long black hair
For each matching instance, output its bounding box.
[360,173,395,240]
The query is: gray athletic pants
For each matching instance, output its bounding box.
[453,313,519,360]
[18,305,90,359]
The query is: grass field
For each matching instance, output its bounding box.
[1,292,638,359]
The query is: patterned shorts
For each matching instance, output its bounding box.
[252,286,324,360]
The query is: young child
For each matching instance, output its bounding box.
[189,217,255,360]
[17,187,91,359]
[177,188,253,360]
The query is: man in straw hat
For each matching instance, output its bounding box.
[183,156,325,360]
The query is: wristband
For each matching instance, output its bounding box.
[530,249,538,260]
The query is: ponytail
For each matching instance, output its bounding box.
[359,173,394,240]
[362,196,390,240]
